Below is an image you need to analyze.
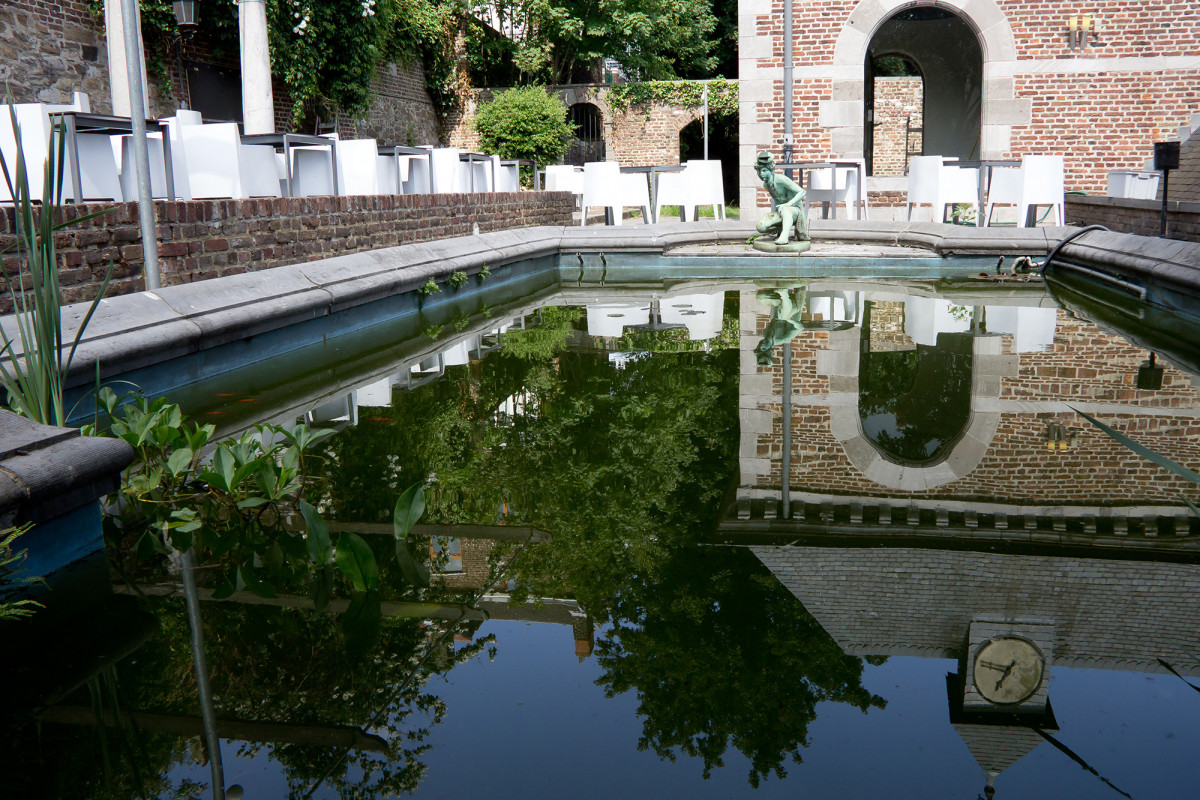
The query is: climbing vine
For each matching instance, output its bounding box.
[607,78,738,117]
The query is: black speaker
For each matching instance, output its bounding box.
[1154,141,1181,172]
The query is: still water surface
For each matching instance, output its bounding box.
[5,275,1200,799]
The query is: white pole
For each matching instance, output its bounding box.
[118,0,161,290]
[702,85,709,160]
[239,0,275,134]
[104,0,149,118]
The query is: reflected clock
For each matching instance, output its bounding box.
[972,635,1046,705]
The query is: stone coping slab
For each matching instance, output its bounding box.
[0,221,1185,390]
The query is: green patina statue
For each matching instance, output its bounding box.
[752,151,811,253]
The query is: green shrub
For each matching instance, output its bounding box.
[474,86,573,167]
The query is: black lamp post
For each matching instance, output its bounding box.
[171,1,198,109]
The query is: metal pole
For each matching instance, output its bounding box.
[782,0,794,179]
[1160,169,1171,238]
[782,341,792,519]
[702,84,709,160]
[181,548,226,800]
[119,0,161,290]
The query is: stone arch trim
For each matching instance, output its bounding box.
[820,327,1017,490]
[826,0,1024,160]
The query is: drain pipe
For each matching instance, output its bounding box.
[782,0,794,179]
[119,0,161,290]
[782,341,792,519]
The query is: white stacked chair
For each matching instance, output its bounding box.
[653,164,696,222]
[427,147,463,193]
[580,161,650,225]
[905,156,979,223]
[494,156,520,192]
[806,160,866,220]
[177,122,281,199]
[687,159,727,219]
[545,164,584,205]
[983,156,1065,227]
[0,101,122,203]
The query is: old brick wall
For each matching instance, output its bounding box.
[739,0,1200,208]
[1066,195,1200,242]
[871,77,921,178]
[0,191,576,311]
[445,85,701,166]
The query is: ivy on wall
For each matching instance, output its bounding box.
[607,78,738,117]
[89,0,461,123]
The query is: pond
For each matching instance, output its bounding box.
[4,269,1200,799]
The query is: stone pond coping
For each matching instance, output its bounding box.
[2,220,1197,391]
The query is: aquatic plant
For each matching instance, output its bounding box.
[0,106,112,426]
[0,524,41,620]
[447,270,467,290]
[89,388,428,615]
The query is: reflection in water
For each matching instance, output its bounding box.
[7,278,1200,797]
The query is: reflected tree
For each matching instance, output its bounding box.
[596,547,886,787]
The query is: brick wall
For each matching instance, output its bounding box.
[0,191,576,311]
[740,0,1200,207]
[872,77,922,178]
[445,85,702,167]
[1066,194,1200,242]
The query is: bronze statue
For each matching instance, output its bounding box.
[752,151,810,253]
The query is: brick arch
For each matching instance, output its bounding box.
[821,326,1017,490]
[830,0,1022,160]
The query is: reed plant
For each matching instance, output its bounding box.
[0,104,111,426]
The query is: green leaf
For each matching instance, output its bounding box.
[395,538,430,587]
[393,483,426,540]
[236,496,269,509]
[238,563,276,598]
[211,576,236,600]
[1074,407,1200,484]
[312,564,334,614]
[300,500,333,565]
[167,447,194,477]
[335,532,378,592]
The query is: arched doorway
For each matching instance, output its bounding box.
[565,102,604,165]
[864,6,982,175]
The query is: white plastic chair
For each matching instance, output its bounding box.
[904,155,945,221]
[660,291,725,339]
[686,159,726,219]
[983,167,1021,226]
[545,165,584,203]
[493,156,520,192]
[653,165,696,222]
[0,103,122,203]
[1016,155,1065,226]
[428,147,463,193]
[806,160,866,220]
[586,301,650,336]
[984,157,1064,227]
[177,123,281,199]
[580,162,650,225]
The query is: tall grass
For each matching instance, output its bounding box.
[0,104,111,426]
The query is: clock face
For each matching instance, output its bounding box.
[972,636,1045,705]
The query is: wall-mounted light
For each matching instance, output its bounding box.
[1067,15,1100,50]
[172,0,197,31]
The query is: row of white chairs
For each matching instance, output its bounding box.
[905,155,1065,226]
[547,160,726,225]
[0,100,520,203]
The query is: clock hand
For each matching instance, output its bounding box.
[979,659,1011,671]
[994,659,1016,691]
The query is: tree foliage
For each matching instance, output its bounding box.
[466,0,719,85]
[474,86,574,166]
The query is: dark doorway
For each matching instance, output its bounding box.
[864,6,982,175]
[565,102,604,165]
[679,114,739,208]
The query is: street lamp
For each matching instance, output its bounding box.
[172,0,198,29]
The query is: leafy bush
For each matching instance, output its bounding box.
[474,86,573,167]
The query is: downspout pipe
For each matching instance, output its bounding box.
[783,0,794,179]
